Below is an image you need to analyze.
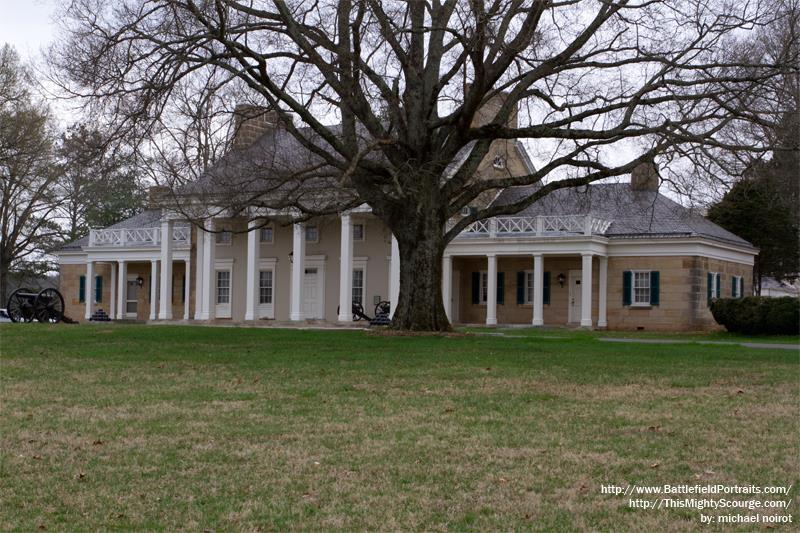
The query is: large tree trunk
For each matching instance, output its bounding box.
[390,209,451,332]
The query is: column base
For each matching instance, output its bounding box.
[149,313,157,320]
[580,319,593,328]
[337,314,352,322]
[532,319,544,327]
[290,313,305,321]
[486,318,498,326]
[158,312,173,320]
[597,320,608,328]
[244,313,255,321]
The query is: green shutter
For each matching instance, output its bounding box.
[707,272,713,302]
[716,273,721,299]
[731,276,737,297]
[471,272,480,304]
[79,275,86,303]
[622,271,632,306]
[95,275,102,303]
[497,272,505,305]
[739,277,744,298]
[650,271,660,306]
[543,272,551,305]
[516,272,525,304]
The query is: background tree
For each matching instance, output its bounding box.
[52,0,782,330]
[0,44,59,303]
[55,124,145,244]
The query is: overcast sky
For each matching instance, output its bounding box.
[0,0,58,60]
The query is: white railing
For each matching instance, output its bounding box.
[451,214,611,238]
[89,226,191,248]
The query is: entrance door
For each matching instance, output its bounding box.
[568,270,582,324]
[126,277,139,318]
[303,268,321,318]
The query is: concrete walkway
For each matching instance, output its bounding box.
[599,338,799,351]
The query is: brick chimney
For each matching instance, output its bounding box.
[148,185,170,208]
[231,104,286,150]
[630,160,660,191]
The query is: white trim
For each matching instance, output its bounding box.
[214,262,233,318]
[125,274,139,319]
[303,255,327,319]
[352,257,368,306]
[631,270,652,306]
[522,269,534,305]
[709,271,721,299]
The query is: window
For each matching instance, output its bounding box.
[353,223,364,242]
[259,270,273,304]
[352,269,364,305]
[260,227,273,244]
[216,270,230,304]
[632,271,651,305]
[731,275,744,298]
[216,231,232,245]
[480,271,488,304]
[79,275,86,303]
[492,155,506,169]
[94,275,103,303]
[708,272,720,299]
[305,225,319,243]
[524,271,534,304]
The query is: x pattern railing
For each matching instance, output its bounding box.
[453,214,610,238]
[89,226,190,247]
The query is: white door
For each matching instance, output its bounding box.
[126,277,139,318]
[568,270,582,324]
[303,268,321,318]
[215,268,232,318]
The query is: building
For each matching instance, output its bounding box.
[56,105,757,331]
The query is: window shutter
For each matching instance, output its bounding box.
[79,275,86,303]
[497,272,505,305]
[182,275,186,303]
[731,276,737,297]
[707,272,713,302]
[739,277,744,298]
[471,272,480,304]
[95,275,102,303]
[543,272,551,305]
[650,271,660,306]
[715,273,721,299]
[516,272,525,304]
[622,271,632,306]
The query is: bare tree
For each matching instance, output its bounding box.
[51,0,782,330]
[0,45,59,303]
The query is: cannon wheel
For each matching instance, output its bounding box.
[352,302,365,321]
[374,300,391,317]
[35,288,65,324]
[6,288,36,323]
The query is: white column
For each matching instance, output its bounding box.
[183,258,191,320]
[84,260,94,320]
[389,235,400,317]
[442,255,452,321]
[532,254,544,326]
[598,256,608,328]
[486,253,497,326]
[158,220,174,320]
[581,253,593,328]
[201,218,216,320]
[245,219,260,321]
[194,226,205,320]
[109,262,117,320]
[117,261,127,319]
[290,222,306,321]
[338,214,354,322]
[149,259,158,320]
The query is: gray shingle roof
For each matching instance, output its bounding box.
[491,183,754,247]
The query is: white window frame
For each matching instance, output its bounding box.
[215,230,232,246]
[479,270,488,305]
[352,257,368,307]
[732,275,744,298]
[256,258,277,319]
[352,222,365,242]
[259,226,274,244]
[710,272,720,299]
[352,269,365,305]
[214,259,234,318]
[305,225,319,244]
[632,270,652,306]
[523,270,534,305]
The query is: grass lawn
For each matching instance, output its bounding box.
[1,325,798,531]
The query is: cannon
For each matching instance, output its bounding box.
[6,288,65,323]
[336,300,392,325]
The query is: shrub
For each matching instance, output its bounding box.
[710,297,800,335]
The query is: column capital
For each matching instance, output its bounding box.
[486,252,497,259]
[581,252,594,258]
[532,252,543,258]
